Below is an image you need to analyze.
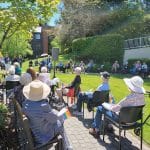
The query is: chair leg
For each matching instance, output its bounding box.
[92,108,94,122]
[102,115,105,141]
[67,96,69,105]
[83,102,84,119]
[119,128,121,150]
[124,130,126,137]
[141,124,143,150]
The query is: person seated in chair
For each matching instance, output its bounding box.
[14,62,22,75]
[4,66,20,84]
[22,79,70,149]
[89,76,145,139]
[56,67,82,101]
[14,73,32,106]
[73,71,110,116]
[38,66,51,86]
[26,67,37,81]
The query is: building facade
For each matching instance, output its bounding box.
[31,25,55,58]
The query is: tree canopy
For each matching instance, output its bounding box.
[0,0,60,51]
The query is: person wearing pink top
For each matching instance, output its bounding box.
[89,76,145,139]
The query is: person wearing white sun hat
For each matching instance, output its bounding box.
[89,76,145,139]
[22,79,70,149]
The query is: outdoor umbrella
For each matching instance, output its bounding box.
[41,53,48,57]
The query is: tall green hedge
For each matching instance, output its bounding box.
[72,34,124,64]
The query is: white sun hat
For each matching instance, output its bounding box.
[23,80,50,101]
[123,76,145,94]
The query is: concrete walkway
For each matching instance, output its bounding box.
[64,108,150,150]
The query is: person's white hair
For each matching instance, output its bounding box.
[75,67,81,74]
[20,73,32,85]
[8,66,15,75]
[14,62,20,67]
[41,66,48,73]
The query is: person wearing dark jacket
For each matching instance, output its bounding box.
[56,67,81,101]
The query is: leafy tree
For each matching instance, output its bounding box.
[2,31,33,57]
[0,0,60,49]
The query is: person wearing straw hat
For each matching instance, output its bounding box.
[22,79,69,148]
[89,76,145,139]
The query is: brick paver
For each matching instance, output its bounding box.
[64,108,150,150]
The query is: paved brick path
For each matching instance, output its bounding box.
[64,108,150,150]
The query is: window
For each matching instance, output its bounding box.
[35,33,41,40]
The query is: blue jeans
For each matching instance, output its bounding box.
[91,106,118,130]
[77,92,93,112]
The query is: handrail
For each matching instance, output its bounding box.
[124,36,150,50]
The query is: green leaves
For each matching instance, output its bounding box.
[0,0,60,49]
[72,34,124,63]
[0,103,8,129]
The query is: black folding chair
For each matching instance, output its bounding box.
[5,81,20,104]
[5,81,20,91]
[102,105,145,150]
[83,90,109,119]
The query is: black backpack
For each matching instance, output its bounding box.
[87,90,109,112]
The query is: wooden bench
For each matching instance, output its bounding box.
[12,99,63,150]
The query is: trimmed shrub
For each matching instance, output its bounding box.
[72,34,124,64]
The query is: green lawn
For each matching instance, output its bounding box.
[22,60,150,144]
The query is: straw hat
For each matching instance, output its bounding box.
[123,76,145,94]
[23,80,50,101]
[20,73,32,86]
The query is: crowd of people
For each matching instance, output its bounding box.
[25,56,150,80]
[0,54,147,149]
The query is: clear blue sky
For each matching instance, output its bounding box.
[48,13,61,26]
[48,2,63,26]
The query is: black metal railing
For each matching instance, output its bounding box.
[124,36,150,50]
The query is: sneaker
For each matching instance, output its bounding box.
[89,128,100,139]
[71,104,77,109]
[73,111,83,116]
